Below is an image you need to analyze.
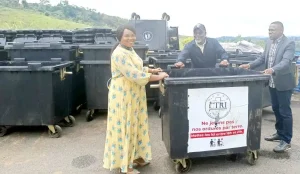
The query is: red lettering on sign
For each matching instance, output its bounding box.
[190,129,244,139]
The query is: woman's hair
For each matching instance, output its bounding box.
[110,24,136,56]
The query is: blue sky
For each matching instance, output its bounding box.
[27,0,299,37]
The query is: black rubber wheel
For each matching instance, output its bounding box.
[48,125,62,138]
[247,151,257,165]
[0,126,7,137]
[86,110,94,122]
[66,115,76,127]
[175,159,192,173]
[153,101,160,111]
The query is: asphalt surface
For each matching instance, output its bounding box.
[1,96,300,174]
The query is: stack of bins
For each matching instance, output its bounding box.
[146,51,191,111]
[73,28,115,44]
[0,59,74,138]
[156,67,270,172]
[79,42,149,121]
[4,42,86,116]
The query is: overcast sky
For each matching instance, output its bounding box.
[27,0,299,37]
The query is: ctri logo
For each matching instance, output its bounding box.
[205,92,231,123]
[143,31,153,41]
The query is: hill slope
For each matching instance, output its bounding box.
[0,7,89,29]
[0,1,128,29]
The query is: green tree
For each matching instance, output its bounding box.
[22,0,28,8]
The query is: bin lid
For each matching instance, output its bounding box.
[0,61,74,71]
[4,42,77,50]
[148,57,191,64]
[164,67,270,85]
[79,44,114,49]
[80,60,110,65]
[79,44,148,50]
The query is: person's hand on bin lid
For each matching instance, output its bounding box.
[239,64,250,69]
[219,60,229,67]
[174,62,185,68]
[262,68,274,75]
[158,72,169,79]
[151,68,162,74]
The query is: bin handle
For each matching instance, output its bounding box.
[107,78,111,89]
[150,84,160,88]
[167,65,177,70]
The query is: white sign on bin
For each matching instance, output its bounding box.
[187,86,248,153]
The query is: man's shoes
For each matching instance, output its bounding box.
[264,133,281,142]
[273,140,291,153]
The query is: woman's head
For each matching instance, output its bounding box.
[116,24,136,48]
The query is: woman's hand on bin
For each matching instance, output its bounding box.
[174,62,185,68]
[239,64,250,69]
[158,72,169,80]
[151,68,162,74]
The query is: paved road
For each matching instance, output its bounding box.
[0,99,300,174]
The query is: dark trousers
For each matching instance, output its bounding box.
[269,87,293,144]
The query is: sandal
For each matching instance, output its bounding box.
[119,168,140,174]
[133,158,150,167]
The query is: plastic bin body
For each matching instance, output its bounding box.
[79,44,148,61]
[160,68,269,160]
[129,20,169,51]
[4,43,85,114]
[69,61,87,113]
[80,60,110,110]
[0,61,73,126]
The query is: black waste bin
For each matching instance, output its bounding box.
[80,60,111,121]
[155,67,270,173]
[79,43,149,121]
[0,60,76,138]
[4,42,85,115]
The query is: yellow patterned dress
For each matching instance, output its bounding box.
[103,45,152,173]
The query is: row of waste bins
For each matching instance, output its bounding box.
[0,41,149,138]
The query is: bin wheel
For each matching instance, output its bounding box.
[86,110,94,122]
[48,125,62,138]
[247,150,258,165]
[63,115,76,127]
[153,101,160,111]
[0,126,8,137]
[175,159,192,173]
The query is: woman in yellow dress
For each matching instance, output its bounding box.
[103,24,169,174]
